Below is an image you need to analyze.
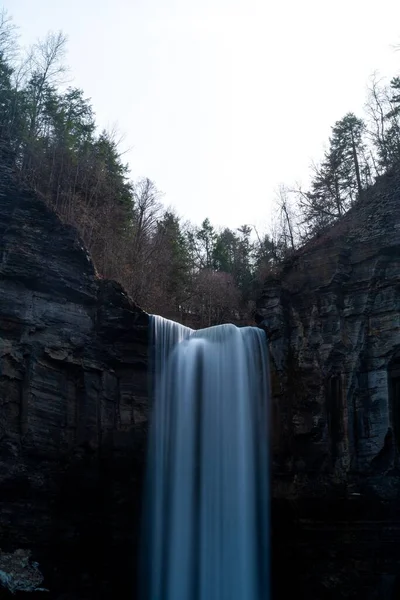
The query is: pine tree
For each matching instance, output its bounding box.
[299,113,368,237]
[187,218,217,270]
[330,113,366,202]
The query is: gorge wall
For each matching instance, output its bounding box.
[257,169,400,598]
[0,153,149,599]
[2,145,400,599]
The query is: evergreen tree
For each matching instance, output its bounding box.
[299,113,368,237]
[155,211,191,315]
[330,113,366,201]
[375,77,400,169]
[0,53,15,139]
[187,218,217,270]
[212,227,237,272]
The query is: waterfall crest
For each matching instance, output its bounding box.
[141,315,270,600]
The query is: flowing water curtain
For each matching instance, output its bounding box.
[144,314,194,599]
[141,316,270,600]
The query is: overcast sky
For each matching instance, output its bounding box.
[6,0,400,229]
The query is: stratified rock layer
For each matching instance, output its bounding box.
[0,155,149,599]
[257,170,400,598]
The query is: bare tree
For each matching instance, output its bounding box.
[124,178,165,303]
[188,269,241,327]
[132,178,163,247]
[26,31,68,137]
[365,73,389,174]
[276,185,296,251]
[0,9,19,62]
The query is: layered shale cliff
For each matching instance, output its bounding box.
[3,144,400,599]
[257,169,400,598]
[0,154,149,599]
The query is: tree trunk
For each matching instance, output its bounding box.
[350,127,363,199]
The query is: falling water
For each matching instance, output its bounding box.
[140,315,270,600]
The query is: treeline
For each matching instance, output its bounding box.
[1,10,400,326]
[0,11,281,326]
[278,74,400,242]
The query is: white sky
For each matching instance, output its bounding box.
[5,0,400,230]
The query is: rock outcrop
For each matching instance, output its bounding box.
[257,169,400,598]
[0,549,46,594]
[0,153,149,599]
[4,141,400,599]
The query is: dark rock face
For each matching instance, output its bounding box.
[0,158,149,598]
[257,171,400,598]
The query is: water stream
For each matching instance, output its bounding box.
[140,315,270,600]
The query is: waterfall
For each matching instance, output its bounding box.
[140,315,270,600]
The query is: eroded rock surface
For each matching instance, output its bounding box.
[257,170,400,598]
[0,549,46,594]
[0,154,149,598]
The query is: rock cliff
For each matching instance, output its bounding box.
[257,169,400,598]
[0,152,149,599]
[3,144,400,599]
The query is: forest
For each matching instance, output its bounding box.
[1,10,400,326]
